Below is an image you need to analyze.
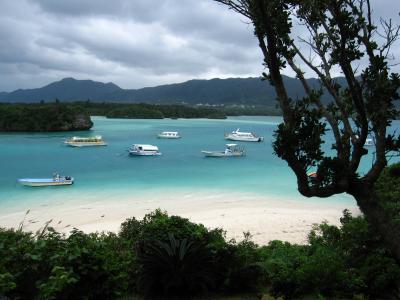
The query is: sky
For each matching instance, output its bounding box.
[0,0,399,92]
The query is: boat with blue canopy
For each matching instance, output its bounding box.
[18,173,74,187]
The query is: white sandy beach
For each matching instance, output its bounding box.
[0,190,359,244]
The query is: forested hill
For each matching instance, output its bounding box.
[0,76,333,105]
[0,103,93,132]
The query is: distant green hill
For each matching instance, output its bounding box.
[0,76,334,104]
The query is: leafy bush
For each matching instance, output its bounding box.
[260,241,308,298]
[305,212,399,298]
[224,233,265,293]
[137,234,216,297]
[256,210,400,299]
[0,228,136,299]
[374,163,400,226]
[1,208,399,299]
[120,209,222,246]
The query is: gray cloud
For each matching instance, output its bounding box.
[0,0,398,91]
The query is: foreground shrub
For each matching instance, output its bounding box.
[261,212,400,299]
[223,233,265,293]
[1,206,399,299]
[261,241,308,298]
[309,211,400,298]
[0,228,136,299]
[137,234,216,298]
[120,208,216,244]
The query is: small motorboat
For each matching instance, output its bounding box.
[129,144,162,156]
[157,131,181,139]
[225,129,263,142]
[18,173,74,187]
[201,144,245,157]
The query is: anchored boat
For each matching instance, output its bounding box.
[18,173,74,187]
[225,129,263,142]
[201,144,245,157]
[157,131,181,139]
[129,144,162,156]
[364,138,374,146]
[65,136,107,147]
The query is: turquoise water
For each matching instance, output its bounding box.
[2,116,392,212]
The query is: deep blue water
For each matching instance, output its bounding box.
[1,116,392,212]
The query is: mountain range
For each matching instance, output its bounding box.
[0,76,329,105]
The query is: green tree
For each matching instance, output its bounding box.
[215,0,400,260]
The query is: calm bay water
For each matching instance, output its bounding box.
[1,115,388,213]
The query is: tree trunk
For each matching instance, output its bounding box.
[351,183,400,263]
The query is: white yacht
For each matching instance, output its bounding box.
[157,131,181,139]
[129,144,161,156]
[65,136,107,147]
[201,144,245,157]
[225,129,263,142]
[18,173,74,187]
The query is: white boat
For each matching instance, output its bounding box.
[225,129,263,142]
[64,136,107,147]
[365,138,374,146]
[18,174,74,187]
[129,144,161,156]
[157,131,181,139]
[201,144,245,157]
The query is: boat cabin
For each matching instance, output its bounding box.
[158,131,181,138]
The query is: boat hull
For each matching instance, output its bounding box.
[65,142,107,147]
[157,135,181,139]
[225,136,263,142]
[129,151,161,156]
[201,151,245,157]
[18,178,74,187]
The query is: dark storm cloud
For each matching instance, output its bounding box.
[0,0,398,91]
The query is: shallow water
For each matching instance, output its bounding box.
[1,115,391,213]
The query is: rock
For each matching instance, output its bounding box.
[71,113,93,131]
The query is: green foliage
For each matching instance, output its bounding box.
[219,105,282,116]
[81,102,227,119]
[0,228,136,299]
[256,211,400,299]
[0,102,92,132]
[37,266,78,300]
[120,209,213,244]
[107,105,164,119]
[225,234,265,293]
[261,241,309,298]
[0,272,16,295]
[1,210,399,299]
[374,163,400,226]
[307,212,400,298]
[137,234,216,297]
[216,0,400,264]
[273,101,326,169]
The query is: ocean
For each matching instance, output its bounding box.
[1,115,388,214]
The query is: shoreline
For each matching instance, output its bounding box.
[0,190,359,244]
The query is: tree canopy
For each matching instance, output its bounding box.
[215,0,400,260]
[0,102,92,132]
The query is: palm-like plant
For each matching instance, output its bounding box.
[137,234,215,298]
